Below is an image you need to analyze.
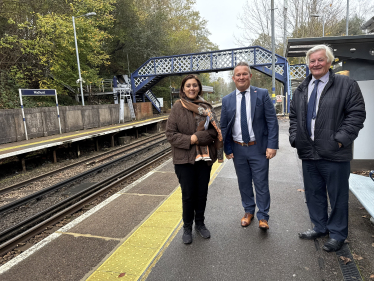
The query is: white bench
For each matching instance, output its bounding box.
[349,172,374,223]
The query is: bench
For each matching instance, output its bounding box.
[349,171,374,223]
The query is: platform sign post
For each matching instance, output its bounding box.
[19,89,62,140]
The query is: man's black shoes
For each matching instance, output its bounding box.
[322,238,344,252]
[298,229,328,240]
[195,224,211,239]
[182,228,192,244]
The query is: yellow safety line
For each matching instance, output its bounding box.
[140,161,225,281]
[86,160,224,281]
[0,116,167,152]
[139,223,183,281]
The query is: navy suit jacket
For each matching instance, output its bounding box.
[221,86,279,155]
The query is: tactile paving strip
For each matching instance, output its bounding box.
[86,189,182,281]
[87,161,224,281]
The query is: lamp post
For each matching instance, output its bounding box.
[271,0,276,105]
[346,0,349,36]
[169,86,174,109]
[311,14,325,37]
[72,12,96,106]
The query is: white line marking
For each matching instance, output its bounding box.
[0,159,172,275]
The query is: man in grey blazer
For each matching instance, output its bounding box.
[221,62,279,230]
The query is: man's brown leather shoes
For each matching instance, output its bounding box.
[241,213,254,227]
[259,219,269,230]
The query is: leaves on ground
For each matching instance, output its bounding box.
[352,253,363,260]
[339,256,351,265]
[118,273,126,277]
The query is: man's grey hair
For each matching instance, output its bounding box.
[234,62,252,74]
[306,45,335,64]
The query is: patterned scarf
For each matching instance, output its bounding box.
[179,96,223,163]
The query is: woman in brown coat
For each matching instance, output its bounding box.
[166,74,223,244]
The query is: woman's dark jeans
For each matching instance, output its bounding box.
[174,161,212,229]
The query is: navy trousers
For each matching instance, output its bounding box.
[232,142,270,221]
[174,161,212,229]
[302,159,350,241]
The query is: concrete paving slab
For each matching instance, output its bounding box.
[128,172,179,195]
[157,160,175,173]
[68,194,164,239]
[145,122,343,281]
[0,234,118,281]
[216,159,237,179]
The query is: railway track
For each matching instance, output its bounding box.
[0,137,168,214]
[0,145,171,256]
[0,133,165,196]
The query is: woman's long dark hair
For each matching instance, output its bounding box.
[179,74,203,99]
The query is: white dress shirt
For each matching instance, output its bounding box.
[308,71,329,140]
[232,88,256,142]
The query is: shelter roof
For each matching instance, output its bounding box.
[285,35,374,61]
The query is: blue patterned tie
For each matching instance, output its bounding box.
[306,79,320,136]
[240,91,250,143]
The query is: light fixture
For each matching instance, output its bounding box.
[72,12,97,106]
[311,14,325,37]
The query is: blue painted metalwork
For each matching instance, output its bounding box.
[287,62,292,113]
[289,64,309,80]
[131,46,288,101]
[144,90,161,113]
[131,46,310,114]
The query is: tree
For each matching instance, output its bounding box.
[333,14,366,36]
[234,0,374,97]
[0,0,219,108]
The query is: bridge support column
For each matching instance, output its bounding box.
[95,138,99,151]
[76,144,81,157]
[111,134,115,147]
[20,156,26,173]
[53,150,57,163]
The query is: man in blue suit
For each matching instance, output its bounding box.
[221,62,279,230]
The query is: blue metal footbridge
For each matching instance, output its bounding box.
[124,46,309,113]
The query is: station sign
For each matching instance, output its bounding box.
[21,89,56,96]
[18,88,61,140]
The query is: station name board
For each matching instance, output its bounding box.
[21,89,56,96]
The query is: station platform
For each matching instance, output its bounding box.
[0,116,168,161]
[0,121,351,281]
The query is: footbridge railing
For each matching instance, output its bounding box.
[131,46,311,114]
[131,46,288,106]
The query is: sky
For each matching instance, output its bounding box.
[194,0,373,51]
[193,0,373,82]
[193,0,248,82]
[193,0,248,50]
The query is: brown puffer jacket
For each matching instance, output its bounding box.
[166,101,218,165]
